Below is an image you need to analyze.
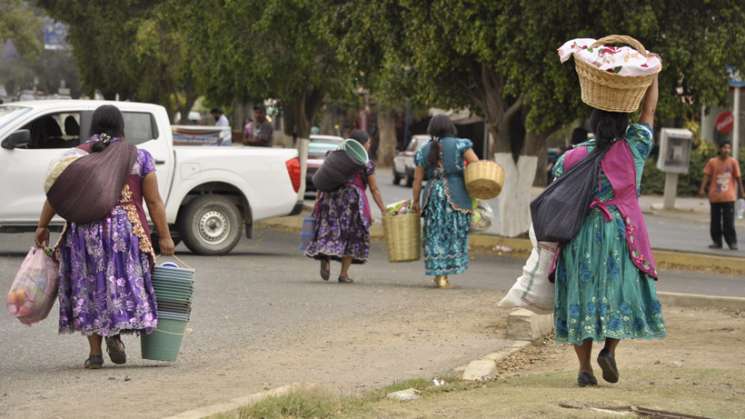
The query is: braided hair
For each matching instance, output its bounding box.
[589,109,628,151]
[426,114,457,167]
[89,105,125,152]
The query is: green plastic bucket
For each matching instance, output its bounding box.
[340,139,369,166]
[141,318,187,362]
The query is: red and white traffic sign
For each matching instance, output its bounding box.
[716,111,734,135]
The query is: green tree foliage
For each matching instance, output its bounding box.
[38,0,199,118]
[329,0,745,162]
[0,0,42,57]
[178,0,351,137]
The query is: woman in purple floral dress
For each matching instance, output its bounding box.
[35,105,175,369]
[305,130,386,283]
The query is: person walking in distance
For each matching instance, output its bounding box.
[411,114,480,288]
[699,141,745,250]
[304,130,386,283]
[243,105,274,147]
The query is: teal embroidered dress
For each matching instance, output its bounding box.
[415,138,472,276]
[552,124,666,345]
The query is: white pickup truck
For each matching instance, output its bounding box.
[0,100,302,255]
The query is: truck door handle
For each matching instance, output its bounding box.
[155,159,166,165]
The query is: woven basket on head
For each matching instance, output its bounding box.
[574,35,661,113]
[465,161,505,200]
[383,213,421,263]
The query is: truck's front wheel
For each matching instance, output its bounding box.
[179,195,242,255]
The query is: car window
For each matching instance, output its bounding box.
[311,137,342,145]
[0,106,31,127]
[21,112,81,149]
[79,111,159,145]
[122,112,159,145]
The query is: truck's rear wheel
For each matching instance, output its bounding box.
[179,195,242,255]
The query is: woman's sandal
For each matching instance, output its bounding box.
[84,354,104,369]
[577,371,598,387]
[433,276,449,289]
[320,260,330,281]
[338,275,354,284]
[105,335,127,365]
[597,349,619,383]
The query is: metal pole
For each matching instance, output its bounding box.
[734,87,741,158]
[663,172,678,210]
[297,137,309,200]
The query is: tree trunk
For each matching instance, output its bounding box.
[377,109,396,166]
[523,131,550,187]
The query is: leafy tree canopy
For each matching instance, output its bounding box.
[0,0,42,57]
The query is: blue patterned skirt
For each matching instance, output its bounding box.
[555,207,666,345]
[422,179,471,276]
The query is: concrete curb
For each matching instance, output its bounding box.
[258,214,745,274]
[163,383,310,419]
[461,341,533,381]
[657,291,745,311]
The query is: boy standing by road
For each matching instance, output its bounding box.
[699,141,745,250]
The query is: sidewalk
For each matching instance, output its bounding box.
[366,169,745,257]
[351,304,745,418]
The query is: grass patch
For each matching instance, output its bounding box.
[211,389,342,419]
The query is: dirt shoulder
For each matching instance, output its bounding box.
[350,306,745,418]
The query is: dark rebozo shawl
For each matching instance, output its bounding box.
[46,139,138,224]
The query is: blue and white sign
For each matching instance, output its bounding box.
[727,65,745,88]
[43,19,68,51]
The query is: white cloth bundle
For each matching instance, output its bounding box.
[498,225,558,314]
[558,38,661,77]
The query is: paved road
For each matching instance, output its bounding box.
[1,229,742,418]
[353,168,745,256]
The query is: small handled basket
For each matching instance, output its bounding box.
[383,213,421,262]
[574,35,661,113]
[465,161,505,200]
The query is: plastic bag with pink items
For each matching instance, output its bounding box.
[6,247,59,325]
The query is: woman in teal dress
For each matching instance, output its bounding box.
[552,76,666,387]
[412,115,479,288]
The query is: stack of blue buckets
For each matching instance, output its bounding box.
[141,261,194,361]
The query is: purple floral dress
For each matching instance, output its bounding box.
[56,146,158,336]
[304,162,375,264]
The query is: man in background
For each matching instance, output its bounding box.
[211,108,230,127]
[699,141,744,250]
[243,105,273,147]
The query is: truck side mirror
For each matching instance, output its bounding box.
[1,129,31,150]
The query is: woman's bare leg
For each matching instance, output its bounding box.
[603,338,620,356]
[87,334,103,356]
[339,256,353,282]
[574,339,594,373]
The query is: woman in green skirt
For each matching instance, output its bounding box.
[551,75,666,387]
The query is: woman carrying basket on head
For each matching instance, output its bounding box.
[412,114,480,288]
[305,130,386,283]
[551,74,666,387]
[35,105,175,369]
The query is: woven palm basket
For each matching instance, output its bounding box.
[383,213,421,262]
[465,161,505,200]
[574,35,661,113]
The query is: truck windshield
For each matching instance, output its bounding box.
[0,106,31,127]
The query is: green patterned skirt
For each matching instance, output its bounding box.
[555,207,666,345]
[422,179,471,276]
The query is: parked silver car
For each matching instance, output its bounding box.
[393,135,429,187]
